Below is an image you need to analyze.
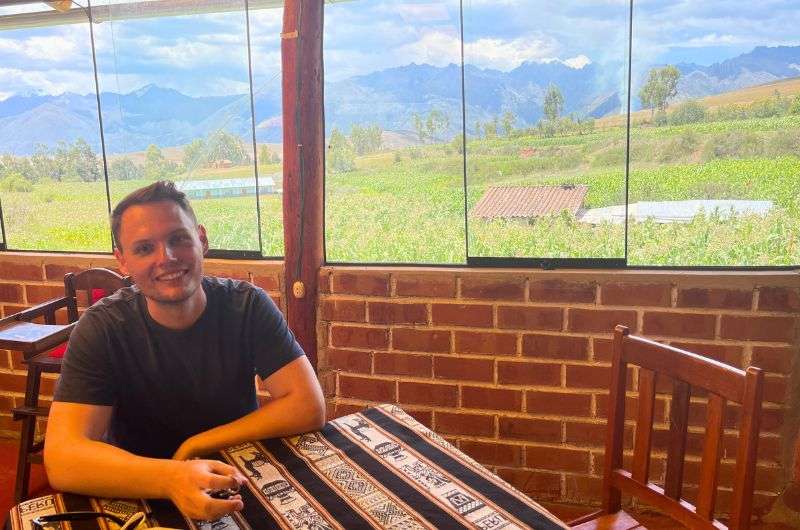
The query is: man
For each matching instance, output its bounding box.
[44,180,325,521]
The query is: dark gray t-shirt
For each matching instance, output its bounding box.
[54,276,305,458]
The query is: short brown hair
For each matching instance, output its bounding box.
[111,180,197,250]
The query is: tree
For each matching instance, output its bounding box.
[109,157,143,181]
[258,144,280,165]
[183,138,207,170]
[425,109,449,142]
[29,143,58,183]
[411,113,426,144]
[350,124,382,155]
[206,130,249,165]
[543,84,564,122]
[72,138,100,182]
[501,111,516,136]
[327,127,355,173]
[144,144,176,180]
[483,117,498,139]
[474,120,482,139]
[639,65,681,115]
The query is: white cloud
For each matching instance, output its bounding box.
[464,35,561,71]
[0,34,80,62]
[141,38,247,69]
[0,67,95,96]
[682,33,742,48]
[394,4,451,22]
[563,54,591,69]
[0,91,12,101]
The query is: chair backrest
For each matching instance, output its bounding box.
[64,268,132,322]
[603,325,764,530]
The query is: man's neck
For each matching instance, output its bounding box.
[145,289,208,330]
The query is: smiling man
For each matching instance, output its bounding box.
[44,180,325,521]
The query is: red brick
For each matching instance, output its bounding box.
[526,446,590,473]
[318,270,331,294]
[720,315,796,342]
[462,386,522,411]
[431,303,493,327]
[44,263,86,282]
[24,284,64,304]
[763,375,788,404]
[252,274,280,291]
[0,283,22,303]
[497,306,563,331]
[333,403,367,418]
[398,381,458,407]
[368,302,427,325]
[405,408,433,428]
[522,334,588,360]
[497,361,561,387]
[596,393,668,422]
[669,341,743,368]
[0,371,55,395]
[461,276,525,301]
[0,394,15,414]
[321,348,372,373]
[592,338,613,362]
[751,346,795,374]
[320,299,366,323]
[527,391,591,416]
[330,325,389,350]
[498,417,561,443]
[455,331,517,356]
[758,286,800,313]
[393,328,450,353]
[568,309,636,333]
[338,375,395,402]
[332,272,390,296]
[497,468,561,499]
[677,288,752,310]
[564,474,603,502]
[435,411,494,437]
[0,350,11,370]
[601,282,672,307]
[566,365,611,390]
[459,440,522,467]
[434,356,494,382]
[0,262,43,281]
[530,279,596,303]
[565,421,607,447]
[374,352,432,378]
[643,312,716,339]
[395,274,455,298]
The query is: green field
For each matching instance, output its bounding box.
[1,109,798,266]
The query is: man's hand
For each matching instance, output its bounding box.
[172,436,202,461]
[166,459,246,521]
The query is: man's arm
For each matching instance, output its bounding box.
[44,402,245,520]
[173,355,325,460]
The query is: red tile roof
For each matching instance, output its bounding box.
[471,185,589,219]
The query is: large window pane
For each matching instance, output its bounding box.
[92,0,264,253]
[0,4,111,252]
[464,1,629,261]
[629,2,800,266]
[324,0,466,263]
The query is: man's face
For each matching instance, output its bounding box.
[114,201,208,306]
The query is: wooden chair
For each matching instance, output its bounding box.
[6,268,130,503]
[570,325,764,530]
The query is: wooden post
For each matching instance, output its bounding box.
[281,0,324,368]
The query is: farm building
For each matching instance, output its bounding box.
[579,199,774,224]
[471,184,589,221]
[175,176,279,199]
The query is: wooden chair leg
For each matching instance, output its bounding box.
[14,364,43,503]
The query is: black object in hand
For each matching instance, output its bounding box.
[208,488,238,500]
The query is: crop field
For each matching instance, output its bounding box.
[1,96,798,266]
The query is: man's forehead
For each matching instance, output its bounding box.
[119,202,195,237]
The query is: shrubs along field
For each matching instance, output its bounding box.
[0,92,798,266]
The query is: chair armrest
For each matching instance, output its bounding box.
[6,296,70,323]
[567,510,604,527]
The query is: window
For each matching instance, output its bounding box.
[323,0,800,268]
[0,0,283,256]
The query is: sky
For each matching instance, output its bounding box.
[0,0,798,99]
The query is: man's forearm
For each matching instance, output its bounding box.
[45,438,178,498]
[180,393,325,459]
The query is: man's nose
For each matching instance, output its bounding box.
[157,243,176,262]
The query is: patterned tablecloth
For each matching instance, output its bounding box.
[9,404,568,529]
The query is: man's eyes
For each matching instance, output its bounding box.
[133,244,153,255]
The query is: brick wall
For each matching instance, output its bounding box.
[318,267,800,515]
[0,253,797,515]
[0,252,284,437]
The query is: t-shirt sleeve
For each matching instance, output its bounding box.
[248,286,306,380]
[53,310,117,406]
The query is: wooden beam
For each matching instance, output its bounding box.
[281,0,323,368]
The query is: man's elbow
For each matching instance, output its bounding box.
[43,440,69,491]
[308,393,326,431]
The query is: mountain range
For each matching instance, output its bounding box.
[1,45,799,155]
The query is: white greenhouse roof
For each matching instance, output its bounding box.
[579,200,774,224]
[176,176,277,191]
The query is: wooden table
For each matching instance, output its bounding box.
[9,404,568,529]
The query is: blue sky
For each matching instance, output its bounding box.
[0,0,798,99]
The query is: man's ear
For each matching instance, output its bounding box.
[114,247,129,275]
[198,224,209,256]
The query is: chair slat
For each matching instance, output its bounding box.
[664,379,690,500]
[728,367,764,530]
[696,393,726,519]
[602,326,630,514]
[631,368,656,483]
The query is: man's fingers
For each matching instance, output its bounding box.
[204,459,240,478]
[206,473,240,491]
[204,498,244,520]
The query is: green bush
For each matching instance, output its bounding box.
[669,100,706,125]
[0,172,32,192]
[702,131,764,160]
